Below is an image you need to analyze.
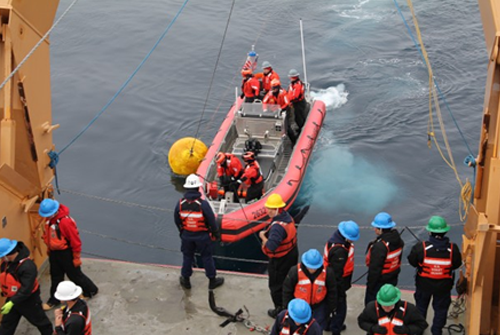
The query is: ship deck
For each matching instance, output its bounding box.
[17,258,464,334]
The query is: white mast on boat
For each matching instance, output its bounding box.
[299,19,310,99]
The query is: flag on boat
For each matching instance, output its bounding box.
[242,47,258,71]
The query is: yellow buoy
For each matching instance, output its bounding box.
[168,137,208,175]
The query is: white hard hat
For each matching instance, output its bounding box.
[183,174,203,188]
[54,281,82,301]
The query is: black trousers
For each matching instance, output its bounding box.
[292,99,308,129]
[48,248,98,305]
[415,288,451,335]
[0,290,53,335]
[246,181,264,203]
[268,246,299,308]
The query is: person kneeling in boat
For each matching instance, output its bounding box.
[270,298,323,335]
[240,69,260,103]
[259,194,298,318]
[357,284,428,335]
[263,79,299,145]
[216,152,243,202]
[237,151,264,203]
[282,249,337,330]
[53,281,91,335]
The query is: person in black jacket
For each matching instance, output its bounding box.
[53,281,91,335]
[283,249,337,330]
[358,284,428,335]
[270,299,323,335]
[407,216,462,335]
[324,220,360,335]
[174,174,224,290]
[0,238,53,335]
[364,212,404,306]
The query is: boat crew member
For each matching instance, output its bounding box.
[39,199,99,311]
[260,61,280,98]
[324,220,360,335]
[174,174,224,290]
[263,80,299,145]
[240,69,260,103]
[53,281,91,335]
[238,151,264,203]
[364,212,404,306]
[287,69,308,131]
[215,152,243,201]
[407,216,462,335]
[270,298,323,335]
[0,238,53,335]
[283,249,337,330]
[258,193,298,318]
[358,284,428,335]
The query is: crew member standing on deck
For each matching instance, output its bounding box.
[259,193,299,318]
[39,199,99,311]
[263,80,298,145]
[240,69,260,103]
[260,61,280,98]
[324,220,360,335]
[287,69,308,131]
[238,151,264,203]
[174,174,224,290]
[364,212,404,306]
[270,298,323,335]
[0,238,53,335]
[53,281,91,335]
[282,249,337,330]
[407,216,462,335]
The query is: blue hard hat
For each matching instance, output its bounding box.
[288,298,311,324]
[0,238,17,258]
[371,212,396,229]
[339,220,360,241]
[301,249,323,270]
[39,199,60,217]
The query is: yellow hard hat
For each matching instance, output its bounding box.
[265,194,286,209]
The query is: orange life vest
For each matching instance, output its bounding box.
[279,311,315,335]
[0,258,40,298]
[365,240,402,275]
[323,243,354,277]
[374,301,408,335]
[45,217,71,251]
[242,161,263,185]
[242,76,260,98]
[418,242,453,280]
[262,220,297,258]
[294,266,327,305]
[63,303,92,335]
[287,79,305,103]
[179,199,208,232]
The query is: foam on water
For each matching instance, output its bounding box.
[311,84,349,110]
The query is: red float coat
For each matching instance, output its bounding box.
[241,76,260,98]
[240,160,263,186]
[42,204,82,253]
[262,70,280,92]
[287,79,305,103]
[263,89,290,111]
[217,154,243,179]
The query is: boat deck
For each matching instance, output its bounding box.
[17,259,464,334]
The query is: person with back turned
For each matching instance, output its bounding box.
[0,238,53,335]
[407,216,462,335]
[174,174,224,290]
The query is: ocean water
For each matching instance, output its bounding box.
[50,0,485,289]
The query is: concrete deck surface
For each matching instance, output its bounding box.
[15,258,464,334]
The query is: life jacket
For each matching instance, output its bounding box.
[262,220,297,258]
[294,266,327,305]
[45,217,71,251]
[242,76,260,98]
[279,311,315,335]
[263,89,290,111]
[262,70,280,92]
[242,161,263,186]
[418,242,453,280]
[287,79,305,103]
[374,301,408,335]
[323,243,354,277]
[179,199,208,232]
[365,239,403,275]
[217,153,243,179]
[63,302,92,335]
[0,258,39,298]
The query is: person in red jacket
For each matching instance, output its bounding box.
[238,151,264,203]
[260,61,280,97]
[216,152,243,201]
[240,69,260,103]
[287,69,308,130]
[39,199,98,311]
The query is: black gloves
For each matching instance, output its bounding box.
[393,325,410,334]
[240,93,244,99]
[370,325,388,334]
[212,230,221,242]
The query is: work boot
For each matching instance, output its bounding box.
[179,276,191,289]
[208,277,224,289]
[267,306,283,319]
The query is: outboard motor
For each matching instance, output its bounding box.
[244,138,262,157]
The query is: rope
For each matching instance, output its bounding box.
[190,0,236,153]
[393,0,475,221]
[0,0,81,92]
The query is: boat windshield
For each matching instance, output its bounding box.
[239,102,282,118]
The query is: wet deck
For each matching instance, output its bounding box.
[17,258,464,334]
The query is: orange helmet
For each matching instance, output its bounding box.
[271,79,281,88]
[243,151,255,161]
[241,69,252,77]
[216,152,226,164]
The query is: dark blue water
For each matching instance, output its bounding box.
[50,0,485,288]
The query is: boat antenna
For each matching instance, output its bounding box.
[299,19,310,98]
